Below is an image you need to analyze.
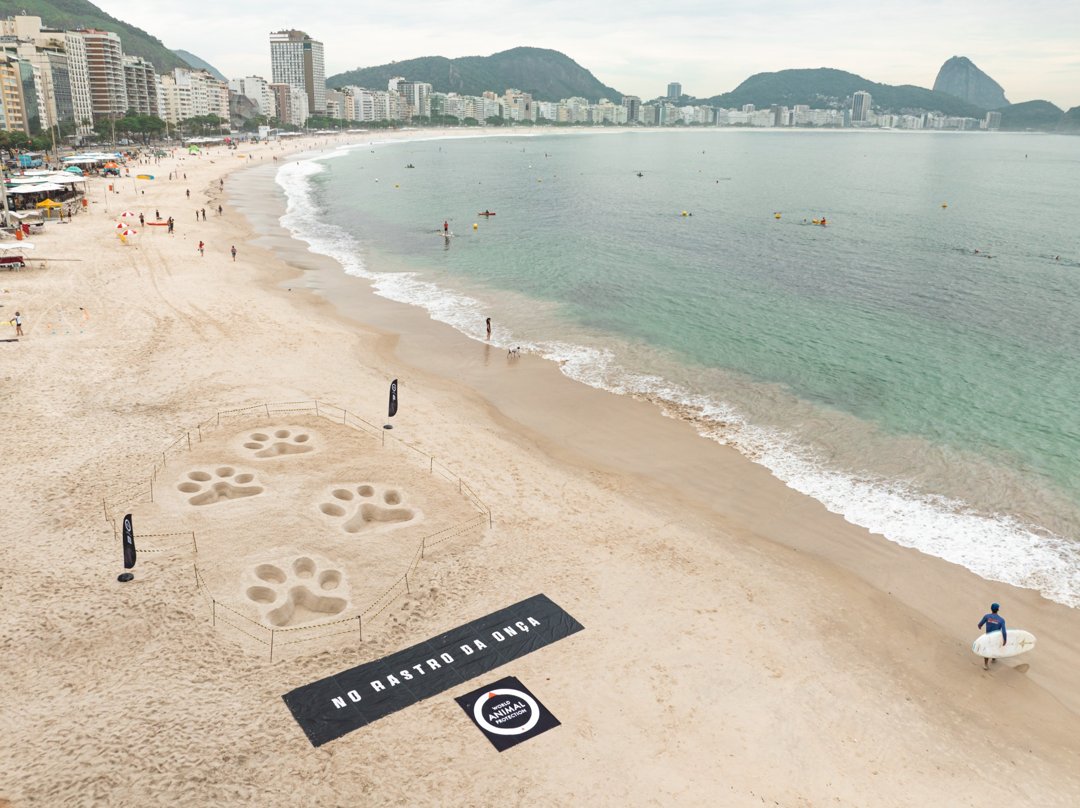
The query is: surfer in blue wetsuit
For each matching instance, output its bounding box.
[977,603,1006,669]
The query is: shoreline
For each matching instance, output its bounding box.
[262,131,1080,603]
[238,134,1080,695]
[2,130,1078,806]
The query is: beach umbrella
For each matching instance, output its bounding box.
[117,228,137,245]
[117,211,138,219]
[64,165,84,175]
[35,198,63,208]
[0,242,33,251]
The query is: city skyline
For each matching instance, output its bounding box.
[89,0,1080,109]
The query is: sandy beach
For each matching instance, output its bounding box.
[2,130,1079,807]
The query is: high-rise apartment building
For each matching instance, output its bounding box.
[667,82,682,100]
[61,31,94,134]
[159,68,228,125]
[851,90,872,123]
[622,95,641,123]
[229,76,277,118]
[123,55,159,116]
[0,53,38,134]
[75,29,127,119]
[389,77,432,119]
[270,30,324,121]
[269,82,309,127]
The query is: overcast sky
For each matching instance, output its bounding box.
[93,0,1080,109]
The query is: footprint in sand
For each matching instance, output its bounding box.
[245,556,348,627]
[241,427,314,459]
[177,466,263,506]
[317,483,420,534]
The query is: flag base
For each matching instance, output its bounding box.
[383,424,393,430]
[117,572,134,582]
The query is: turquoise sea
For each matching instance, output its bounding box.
[277,129,1080,606]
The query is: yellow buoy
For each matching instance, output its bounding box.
[394,184,399,188]
[681,210,688,217]
[774,212,781,219]
[473,223,478,230]
[941,202,947,208]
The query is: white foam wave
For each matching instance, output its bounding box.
[274,148,1080,609]
[546,344,1080,606]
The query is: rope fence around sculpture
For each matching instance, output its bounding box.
[102,400,492,527]
[102,400,492,660]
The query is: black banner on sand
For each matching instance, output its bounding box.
[387,379,398,418]
[456,677,560,752]
[122,514,136,569]
[282,594,583,747]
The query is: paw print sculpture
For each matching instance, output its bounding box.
[177,466,263,506]
[318,483,420,534]
[245,556,348,627]
[241,427,314,459]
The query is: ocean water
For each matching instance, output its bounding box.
[277,129,1080,607]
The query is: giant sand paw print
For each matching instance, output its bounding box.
[241,427,314,459]
[318,483,420,534]
[177,465,263,506]
[245,556,348,627]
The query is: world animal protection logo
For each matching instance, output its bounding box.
[456,677,560,751]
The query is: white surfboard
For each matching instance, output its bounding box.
[972,629,1036,659]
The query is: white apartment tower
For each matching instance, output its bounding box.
[270,29,324,122]
[229,75,277,118]
[60,33,93,134]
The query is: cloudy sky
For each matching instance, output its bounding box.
[94,0,1080,108]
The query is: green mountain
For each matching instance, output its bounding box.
[0,0,189,72]
[1061,106,1080,132]
[173,49,225,82]
[328,46,621,103]
[703,68,986,116]
[997,100,1064,131]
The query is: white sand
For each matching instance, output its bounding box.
[1,131,1079,807]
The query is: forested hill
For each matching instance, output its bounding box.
[328,47,622,103]
[703,68,986,116]
[0,0,189,72]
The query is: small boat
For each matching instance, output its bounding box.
[478,211,496,216]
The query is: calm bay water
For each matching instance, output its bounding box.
[278,129,1080,605]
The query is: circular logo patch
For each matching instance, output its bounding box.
[473,688,540,736]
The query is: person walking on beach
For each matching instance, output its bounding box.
[139,213,144,227]
[167,217,174,234]
[201,208,206,221]
[486,317,491,339]
[198,241,205,257]
[186,189,190,198]
[217,205,222,216]
[13,311,23,337]
[977,603,1007,670]
[230,245,237,262]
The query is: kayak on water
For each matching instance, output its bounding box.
[478,211,496,216]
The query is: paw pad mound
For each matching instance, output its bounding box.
[243,556,349,627]
[178,466,263,506]
[241,426,315,459]
[318,483,420,534]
